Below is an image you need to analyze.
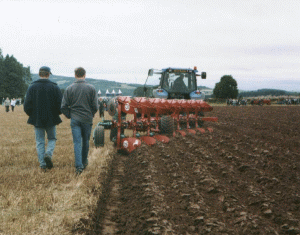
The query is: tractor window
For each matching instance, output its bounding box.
[162,72,196,91]
[145,73,162,87]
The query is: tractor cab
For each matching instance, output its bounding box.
[144,67,206,100]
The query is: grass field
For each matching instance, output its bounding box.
[0,105,115,234]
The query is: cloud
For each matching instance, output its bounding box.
[1,0,300,91]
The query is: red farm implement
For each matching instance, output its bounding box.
[93,96,218,154]
[250,99,271,105]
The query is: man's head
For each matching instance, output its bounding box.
[39,66,52,78]
[75,67,86,79]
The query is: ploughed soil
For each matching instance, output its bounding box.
[74,106,300,235]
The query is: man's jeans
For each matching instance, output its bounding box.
[70,119,92,170]
[34,126,56,168]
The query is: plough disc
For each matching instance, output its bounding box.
[140,136,156,146]
[177,130,187,136]
[207,127,214,133]
[187,129,196,134]
[154,135,170,143]
[120,138,141,154]
[197,128,206,133]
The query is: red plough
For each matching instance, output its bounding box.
[93,96,218,154]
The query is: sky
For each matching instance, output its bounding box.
[1,0,300,91]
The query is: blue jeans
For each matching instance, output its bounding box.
[70,119,92,170]
[34,126,56,168]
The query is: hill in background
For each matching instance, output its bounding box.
[32,74,141,96]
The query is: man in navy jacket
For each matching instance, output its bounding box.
[24,66,62,170]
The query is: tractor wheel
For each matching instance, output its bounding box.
[160,115,174,135]
[93,126,104,147]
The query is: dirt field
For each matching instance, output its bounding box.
[74,106,300,235]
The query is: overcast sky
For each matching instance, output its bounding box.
[1,0,300,91]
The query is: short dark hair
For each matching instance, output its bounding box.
[75,67,86,78]
[39,71,50,78]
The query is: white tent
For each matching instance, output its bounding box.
[105,89,111,97]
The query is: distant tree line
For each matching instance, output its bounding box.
[0,48,32,99]
[239,89,299,97]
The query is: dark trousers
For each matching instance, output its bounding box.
[11,105,15,112]
[5,106,9,112]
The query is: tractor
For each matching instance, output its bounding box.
[143,67,206,100]
[93,66,217,154]
[142,67,208,128]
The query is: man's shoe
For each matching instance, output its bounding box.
[40,167,47,172]
[75,168,83,175]
[44,156,53,169]
[82,159,88,169]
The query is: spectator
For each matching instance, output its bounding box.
[2,97,5,105]
[24,66,62,171]
[98,97,105,121]
[4,97,10,112]
[61,67,98,175]
[11,98,16,112]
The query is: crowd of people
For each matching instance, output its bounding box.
[2,97,18,112]
[8,66,99,175]
[226,97,247,106]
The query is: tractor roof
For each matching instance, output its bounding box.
[161,67,198,73]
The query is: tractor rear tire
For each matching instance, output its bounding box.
[160,115,174,135]
[93,126,104,147]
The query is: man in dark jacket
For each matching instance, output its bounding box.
[98,97,105,121]
[61,67,98,175]
[24,66,62,170]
